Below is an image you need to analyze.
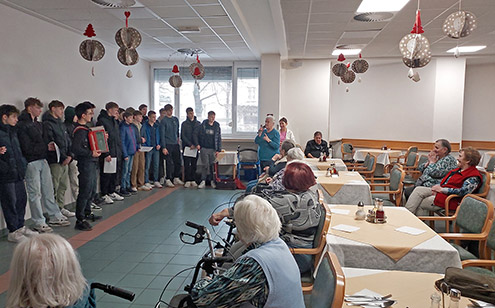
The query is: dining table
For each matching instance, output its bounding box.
[316,171,372,205]
[327,205,461,273]
[353,149,402,176]
[342,267,473,308]
[304,157,348,172]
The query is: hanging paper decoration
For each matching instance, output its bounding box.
[332,53,347,77]
[341,70,356,84]
[169,65,183,88]
[443,11,477,39]
[189,55,205,80]
[79,24,105,76]
[399,8,431,81]
[115,11,141,77]
[351,54,369,74]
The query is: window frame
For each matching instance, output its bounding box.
[151,61,260,138]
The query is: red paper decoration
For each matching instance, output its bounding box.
[83,24,96,38]
[337,53,346,62]
[172,65,179,73]
[410,10,424,34]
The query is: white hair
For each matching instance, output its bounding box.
[287,147,305,161]
[265,116,275,123]
[234,195,281,244]
[7,234,87,308]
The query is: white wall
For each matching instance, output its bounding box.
[463,61,495,141]
[260,54,282,124]
[0,3,150,112]
[280,59,331,145]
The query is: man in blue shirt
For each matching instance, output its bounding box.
[160,104,183,187]
[255,116,280,170]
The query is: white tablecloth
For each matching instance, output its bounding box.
[327,206,461,273]
[353,149,402,166]
[304,158,348,172]
[317,172,372,205]
[216,151,238,165]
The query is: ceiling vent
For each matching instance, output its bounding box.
[177,26,201,34]
[354,12,394,22]
[90,0,136,8]
[177,48,204,56]
[336,44,367,50]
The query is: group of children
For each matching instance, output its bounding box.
[0,98,222,242]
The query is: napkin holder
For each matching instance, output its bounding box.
[366,210,387,224]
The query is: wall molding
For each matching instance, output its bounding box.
[462,140,495,150]
[341,138,461,152]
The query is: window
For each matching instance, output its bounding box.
[153,62,259,137]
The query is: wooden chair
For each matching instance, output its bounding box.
[402,154,428,187]
[346,153,369,168]
[486,154,495,172]
[354,154,377,179]
[305,252,345,308]
[419,195,494,259]
[291,197,332,294]
[341,143,355,162]
[369,166,406,206]
[396,146,418,164]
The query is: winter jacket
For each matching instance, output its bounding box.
[0,123,27,183]
[42,111,71,164]
[16,110,47,162]
[197,120,221,152]
[96,109,122,158]
[181,116,200,150]
[120,122,138,159]
[131,122,144,148]
[159,116,179,146]
[72,123,98,163]
[142,121,160,148]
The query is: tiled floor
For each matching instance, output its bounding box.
[0,187,241,308]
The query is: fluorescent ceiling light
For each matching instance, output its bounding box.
[332,49,362,56]
[447,46,486,53]
[356,0,410,13]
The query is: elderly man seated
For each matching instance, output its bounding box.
[192,195,304,308]
[304,131,330,158]
[405,139,458,199]
[405,147,482,216]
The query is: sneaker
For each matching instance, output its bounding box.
[48,217,71,227]
[159,177,165,185]
[119,189,132,197]
[94,196,106,205]
[85,212,102,222]
[109,192,124,201]
[33,224,53,233]
[130,187,138,192]
[91,202,102,211]
[173,178,184,185]
[75,220,92,231]
[7,229,27,243]
[145,183,153,189]
[19,226,38,236]
[198,180,206,189]
[154,181,163,188]
[102,195,114,204]
[184,181,191,188]
[190,181,198,188]
[165,179,175,188]
[61,208,75,217]
[210,180,216,189]
[138,185,151,191]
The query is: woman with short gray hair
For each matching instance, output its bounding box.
[192,195,304,308]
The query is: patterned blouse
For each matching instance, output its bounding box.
[191,243,269,308]
[439,170,481,196]
[417,155,458,187]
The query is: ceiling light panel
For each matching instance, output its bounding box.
[332,48,362,55]
[151,6,197,18]
[447,46,486,53]
[356,0,410,13]
[193,5,227,17]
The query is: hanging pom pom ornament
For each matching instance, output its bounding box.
[332,53,348,77]
[115,11,141,74]
[399,9,432,74]
[341,70,356,84]
[352,54,369,74]
[79,24,105,76]
[126,70,133,78]
[169,65,182,88]
[443,11,477,39]
[189,54,205,80]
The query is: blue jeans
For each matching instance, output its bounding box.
[25,159,64,226]
[145,148,159,183]
[0,180,27,232]
[121,155,134,190]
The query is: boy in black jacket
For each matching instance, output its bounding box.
[72,102,101,231]
[0,105,38,242]
[181,107,200,188]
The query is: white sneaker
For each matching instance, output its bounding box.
[130,187,138,192]
[61,208,75,217]
[160,177,165,185]
[109,192,124,201]
[8,229,27,243]
[190,181,198,188]
[154,181,163,188]
[184,181,191,188]
[91,203,102,210]
[19,226,38,236]
[102,195,114,204]
[174,178,184,185]
[145,183,153,189]
[165,179,175,188]
[33,224,53,233]
[198,180,206,189]
[138,185,151,191]
[210,180,216,189]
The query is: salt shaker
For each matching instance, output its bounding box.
[448,289,461,308]
[429,293,441,308]
[355,201,366,220]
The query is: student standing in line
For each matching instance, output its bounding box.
[64,106,79,203]
[130,110,149,192]
[197,111,221,189]
[142,110,162,188]
[160,104,183,187]
[181,107,200,188]
[120,111,138,196]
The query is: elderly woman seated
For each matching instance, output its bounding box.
[192,195,304,308]
[211,161,322,274]
[265,147,306,191]
[304,131,330,158]
[405,147,482,216]
[7,233,95,308]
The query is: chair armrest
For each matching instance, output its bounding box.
[462,259,495,268]
[418,216,456,221]
[439,233,488,241]
[290,247,321,255]
[368,183,390,187]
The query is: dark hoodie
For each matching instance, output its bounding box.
[180,116,200,150]
[0,122,27,183]
[42,110,71,164]
[96,109,122,158]
[64,106,76,139]
[16,110,47,162]
[196,120,221,152]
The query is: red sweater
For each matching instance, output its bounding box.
[433,166,481,210]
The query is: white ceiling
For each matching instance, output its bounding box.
[2,0,495,62]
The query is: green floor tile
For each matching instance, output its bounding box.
[118,251,150,262]
[153,244,183,254]
[159,264,195,277]
[169,254,202,266]
[130,263,167,275]
[132,288,166,305]
[118,273,155,288]
[102,261,139,273]
[142,253,174,264]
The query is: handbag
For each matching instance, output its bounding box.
[435,267,495,304]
